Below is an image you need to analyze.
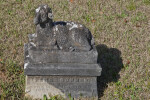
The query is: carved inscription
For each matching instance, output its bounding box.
[27,76,96,83]
[26,76,98,98]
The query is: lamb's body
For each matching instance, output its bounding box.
[32,5,94,51]
[52,21,94,51]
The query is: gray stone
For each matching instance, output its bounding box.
[25,76,98,100]
[24,44,98,64]
[32,4,94,52]
[24,4,102,100]
[24,63,101,76]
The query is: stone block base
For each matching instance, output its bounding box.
[25,76,98,100]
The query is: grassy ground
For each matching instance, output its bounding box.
[0,0,150,100]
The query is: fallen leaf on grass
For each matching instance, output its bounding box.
[126,60,130,65]
[100,11,103,15]
[91,19,96,23]
[124,19,128,23]
[0,59,3,63]
[70,0,73,3]
[136,24,141,27]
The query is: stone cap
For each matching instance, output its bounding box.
[25,43,98,64]
[24,63,102,76]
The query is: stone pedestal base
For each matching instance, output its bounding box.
[24,44,101,99]
[25,76,98,100]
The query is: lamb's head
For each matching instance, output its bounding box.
[34,5,53,25]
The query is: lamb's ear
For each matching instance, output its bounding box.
[48,13,53,19]
[34,8,41,25]
[36,6,40,13]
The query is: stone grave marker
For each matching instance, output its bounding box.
[24,4,102,100]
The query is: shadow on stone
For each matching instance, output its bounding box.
[96,44,124,99]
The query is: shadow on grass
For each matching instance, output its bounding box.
[96,44,124,99]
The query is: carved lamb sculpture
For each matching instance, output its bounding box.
[25,4,102,99]
[31,5,94,51]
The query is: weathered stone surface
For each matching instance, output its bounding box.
[25,76,98,100]
[24,44,98,64]
[24,63,101,76]
[32,4,94,52]
[24,4,102,100]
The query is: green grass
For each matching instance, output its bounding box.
[126,1,137,11]
[143,0,150,5]
[0,60,25,99]
[0,0,150,100]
